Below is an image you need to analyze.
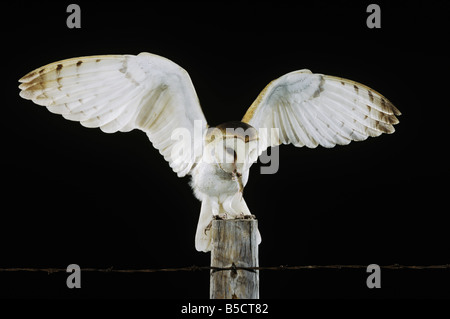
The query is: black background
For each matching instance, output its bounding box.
[1,1,449,302]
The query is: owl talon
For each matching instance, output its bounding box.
[204,221,212,235]
[236,213,255,220]
[214,213,227,220]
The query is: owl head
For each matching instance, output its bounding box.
[204,121,259,174]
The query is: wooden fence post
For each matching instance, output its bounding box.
[210,219,259,299]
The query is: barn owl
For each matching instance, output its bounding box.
[19,52,400,252]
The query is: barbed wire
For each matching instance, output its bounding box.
[0,264,449,275]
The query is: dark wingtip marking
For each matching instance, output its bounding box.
[27,72,36,79]
[368,90,374,103]
[376,121,395,134]
[380,98,388,111]
[76,60,83,67]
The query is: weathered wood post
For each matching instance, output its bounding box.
[210,219,259,299]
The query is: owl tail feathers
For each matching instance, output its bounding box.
[195,200,213,252]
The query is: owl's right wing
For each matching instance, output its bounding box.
[19,52,207,177]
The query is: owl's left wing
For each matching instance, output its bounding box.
[242,70,401,156]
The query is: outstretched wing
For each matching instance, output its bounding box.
[19,52,207,177]
[242,69,400,154]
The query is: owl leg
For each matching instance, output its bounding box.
[222,193,241,218]
[221,192,254,219]
[239,196,254,217]
[211,196,226,219]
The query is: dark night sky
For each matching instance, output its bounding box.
[1,1,449,303]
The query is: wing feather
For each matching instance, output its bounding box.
[309,99,353,145]
[287,104,310,147]
[285,104,304,147]
[242,70,400,154]
[19,52,207,177]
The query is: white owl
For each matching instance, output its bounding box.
[19,52,400,252]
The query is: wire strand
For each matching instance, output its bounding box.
[0,264,449,275]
